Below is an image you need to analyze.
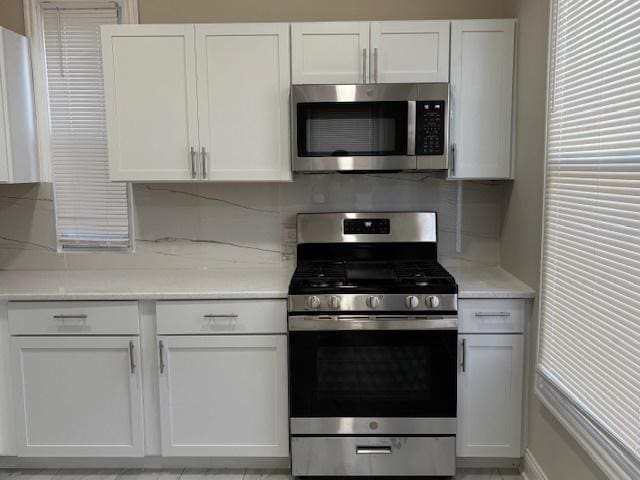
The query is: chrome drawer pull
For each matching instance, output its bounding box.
[474,312,511,317]
[461,338,467,372]
[159,340,165,374]
[129,341,136,374]
[356,446,392,455]
[53,314,87,320]
[190,146,197,179]
[362,48,367,83]
[204,314,238,319]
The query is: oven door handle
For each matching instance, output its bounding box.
[288,315,457,331]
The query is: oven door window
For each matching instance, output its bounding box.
[297,102,408,157]
[289,330,457,418]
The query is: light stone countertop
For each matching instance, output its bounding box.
[443,263,535,299]
[0,264,534,301]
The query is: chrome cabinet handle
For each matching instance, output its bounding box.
[475,312,511,317]
[407,101,416,156]
[374,47,379,83]
[356,446,392,455]
[362,48,367,83]
[129,341,136,374]
[203,314,238,319]
[190,147,197,179]
[53,314,87,320]
[201,147,207,179]
[451,144,457,176]
[159,340,165,374]
[461,338,467,372]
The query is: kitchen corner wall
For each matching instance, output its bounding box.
[0,176,502,271]
[500,0,608,479]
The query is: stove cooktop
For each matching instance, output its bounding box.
[289,260,458,295]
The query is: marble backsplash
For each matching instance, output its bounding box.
[0,174,502,271]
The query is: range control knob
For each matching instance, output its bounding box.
[425,295,440,308]
[329,295,342,309]
[405,295,420,309]
[366,296,381,309]
[307,295,321,309]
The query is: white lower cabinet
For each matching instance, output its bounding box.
[157,334,288,457]
[457,298,525,458]
[10,336,144,457]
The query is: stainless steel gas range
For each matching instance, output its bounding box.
[287,212,458,477]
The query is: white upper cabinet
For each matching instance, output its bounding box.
[291,21,450,85]
[291,22,369,84]
[102,25,199,181]
[370,21,450,83]
[449,20,516,179]
[0,27,39,183]
[195,24,291,181]
[102,24,291,182]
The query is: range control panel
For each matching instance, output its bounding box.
[415,100,446,156]
[344,218,391,235]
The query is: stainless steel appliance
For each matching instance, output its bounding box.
[288,212,458,477]
[292,83,450,173]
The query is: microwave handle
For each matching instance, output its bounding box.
[407,101,416,156]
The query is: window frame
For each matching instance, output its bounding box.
[24,0,138,252]
[535,1,640,479]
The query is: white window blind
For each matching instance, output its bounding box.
[42,2,132,249]
[539,0,640,477]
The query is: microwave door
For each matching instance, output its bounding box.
[293,99,416,172]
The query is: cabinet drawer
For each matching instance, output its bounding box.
[8,301,140,335]
[156,300,286,334]
[458,298,525,334]
[291,436,455,476]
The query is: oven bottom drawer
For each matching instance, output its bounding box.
[291,436,455,477]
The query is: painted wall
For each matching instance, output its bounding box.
[0,0,24,34]
[500,0,608,479]
[1,0,515,35]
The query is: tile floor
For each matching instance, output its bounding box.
[0,468,522,480]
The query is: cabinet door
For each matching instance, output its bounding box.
[158,335,288,457]
[102,25,200,181]
[449,20,516,179]
[195,24,291,181]
[11,336,144,457]
[291,22,369,84]
[370,21,450,83]
[457,334,524,458]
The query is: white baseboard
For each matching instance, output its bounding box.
[521,449,548,480]
[0,456,290,469]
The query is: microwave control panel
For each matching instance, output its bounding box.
[415,100,446,156]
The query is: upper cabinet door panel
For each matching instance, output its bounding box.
[291,22,369,84]
[370,21,450,83]
[449,20,516,179]
[102,25,199,181]
[195,24,291,181]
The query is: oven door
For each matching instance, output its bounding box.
[288,315,458,435]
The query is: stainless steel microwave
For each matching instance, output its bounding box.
[292,83,449,173]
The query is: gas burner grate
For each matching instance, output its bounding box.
[294,261,346,280]
[393,261,452,279]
